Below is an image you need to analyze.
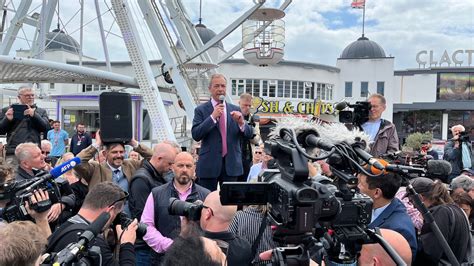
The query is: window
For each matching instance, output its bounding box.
[277,80,284,97]
[298,81,304,99]
[269,81,276,97]
[262,80,268,96]
[291,81,298,98]
[377,81,385,95]
[345,82,352,97]
[49,83,55,90]
[231,80,237,95]
[438,73,474,100]
[252,79,260,96]
[284,81,291,98]
[361,82,369,97]
[305,82,314,99]
[83,84,93,92]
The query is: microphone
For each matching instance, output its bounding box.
[426,160,452,182]
[352,142,385,170]
[219,95,225,105]
[335,101,349,111]
[56,212,111,264]
[22,157,81,195]
[49,157,81,179]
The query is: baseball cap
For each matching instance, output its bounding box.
[421,140,431,145]
[410,177,434,194]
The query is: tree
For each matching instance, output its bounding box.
[403,132,433,152]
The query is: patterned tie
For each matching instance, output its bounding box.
[219,111,227,157]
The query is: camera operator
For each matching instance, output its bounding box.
[444,124,473,181]
[141,151,210,265]
[0,221,48,266]
[0,159,52,236]
[410,177,471,265]
[357,171,417,260]
[361,94,399,157]
[0,86,50,169]
[200,191,253,266]
[47,181,138,265]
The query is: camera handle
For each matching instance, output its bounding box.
[404,183,460,266]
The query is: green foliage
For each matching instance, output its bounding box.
[403,132,433,151]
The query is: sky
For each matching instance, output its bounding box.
[5,0,474,70]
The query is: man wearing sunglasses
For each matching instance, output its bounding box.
[47,182,138,265]
[0,86,50,169]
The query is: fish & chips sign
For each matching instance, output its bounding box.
[252,97,337,116]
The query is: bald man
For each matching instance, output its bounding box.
[129,142,178,220]
[141,152,210,265]
[200,191,253,266]
[359,229,412,266]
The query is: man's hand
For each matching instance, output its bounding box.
[95,129,103,146]
[24,104,36,117]
[211,103,225,120]
[116,219,138,244]
[47,202,64,222]
[26,189,50,222]
[128,138,139,148]
[230,110,245,127]
[4,107,13,121]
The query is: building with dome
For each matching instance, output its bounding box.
[11,24,472,146]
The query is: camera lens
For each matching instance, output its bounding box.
[168,197,202,221]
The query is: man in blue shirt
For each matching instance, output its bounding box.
[358,170,417,261]
[47,120,69,159]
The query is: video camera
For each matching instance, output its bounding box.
[0,172,63,222]
[336,101,371,128]
[220,123,376,265]
[458,131,470,142]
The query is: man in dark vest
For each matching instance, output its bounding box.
[129,142,177,266]
[141,152,210,265]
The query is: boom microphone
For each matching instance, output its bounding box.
[335,101,349,111]
[426,160,452,182]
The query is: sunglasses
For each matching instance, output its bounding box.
[254,151,263,154]
[108,191,129,208]
[41,151,50,155]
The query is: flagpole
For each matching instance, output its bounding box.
[362,0,366,37]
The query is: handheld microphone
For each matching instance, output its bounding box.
[219,95,225,105]
[56,212,111,264]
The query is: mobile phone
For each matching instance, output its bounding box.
[11,104,28,120]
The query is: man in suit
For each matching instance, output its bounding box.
[73,131,153,215]
[358,170,417,260]
[192,74,253,191]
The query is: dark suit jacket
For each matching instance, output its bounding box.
[369,198,418,260]
[192,100,253,179]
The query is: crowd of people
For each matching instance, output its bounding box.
[0,76,472,266]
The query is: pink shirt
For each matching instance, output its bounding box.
[141,183,193,253]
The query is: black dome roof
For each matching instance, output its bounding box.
[340,35,386,59]
[45,29,80,53]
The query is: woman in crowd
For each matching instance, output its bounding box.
[411,177,471,265]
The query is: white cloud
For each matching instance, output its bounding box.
[4,0,474,70]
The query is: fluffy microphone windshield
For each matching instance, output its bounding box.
[270,117,371,151]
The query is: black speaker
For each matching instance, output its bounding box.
[99,92,132,143]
